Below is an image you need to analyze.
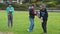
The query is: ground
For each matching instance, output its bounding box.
[0,10,60,34]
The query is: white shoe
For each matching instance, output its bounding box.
[44,33,47,34]
[27,29,30,32]
[27,29,32,32]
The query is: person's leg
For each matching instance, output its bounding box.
[42,18,47,33]
[28,17,34,31]
[8,15,11,28]
[11,15,13,27]
[42,21,47,33]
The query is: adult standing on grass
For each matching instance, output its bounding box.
[39,4,48,34]
[27,4,36,32]
[6,4,14,28]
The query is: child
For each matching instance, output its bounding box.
[6,4,14,28]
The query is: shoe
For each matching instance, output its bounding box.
[27,29,32,32]
[44,33,47,34]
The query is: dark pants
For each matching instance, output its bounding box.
[42,17,48,33]
[8,15,13,27]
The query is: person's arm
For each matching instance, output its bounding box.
[12,7,14,14]
[45,9,48,17]
[6,7,9,15]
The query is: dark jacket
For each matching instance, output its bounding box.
[40,9,48,19]
[29,6,35,18]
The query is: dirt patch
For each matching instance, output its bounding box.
[0,32,13,34]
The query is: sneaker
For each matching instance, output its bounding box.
[27,29,32,32]
[44,33,47,34]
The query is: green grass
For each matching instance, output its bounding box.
[0,10,60,34]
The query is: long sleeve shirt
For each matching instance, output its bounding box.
[6,7,14,16]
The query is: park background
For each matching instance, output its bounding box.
[0,0,60,34]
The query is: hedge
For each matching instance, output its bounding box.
[0,2,59,11]
[0,3,29,11]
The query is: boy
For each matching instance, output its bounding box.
[6,4,14,28]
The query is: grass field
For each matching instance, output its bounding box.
[0,10,60,34]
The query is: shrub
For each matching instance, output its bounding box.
[46,2,56,7]
[0,3,8,10]
[0,3,29,11]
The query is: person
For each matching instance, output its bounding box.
[6,4,14,28]
[27,4,36,32]
[39,4,48,34]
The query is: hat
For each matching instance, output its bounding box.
[8,2,12,5]
[40,4,46,9]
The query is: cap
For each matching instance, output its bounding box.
[8,2,12,5]
[40,4,46,9]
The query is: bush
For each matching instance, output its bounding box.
[35,2,42,7]
[0,3,8,10]
[12,3,29,11]
[46,2,56,7]
[0,3,29,11]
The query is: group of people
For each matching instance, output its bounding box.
[28,3,48,34]
[6,3,48,34]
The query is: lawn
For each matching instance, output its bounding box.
[0,10,60,34]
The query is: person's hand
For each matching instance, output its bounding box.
[33,11,36,14]
[9,10,12,12]
[41,17,43,22]
[9,10,12,11]
[41,17,43,20]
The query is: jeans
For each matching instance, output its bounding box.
[29,17,34,31]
